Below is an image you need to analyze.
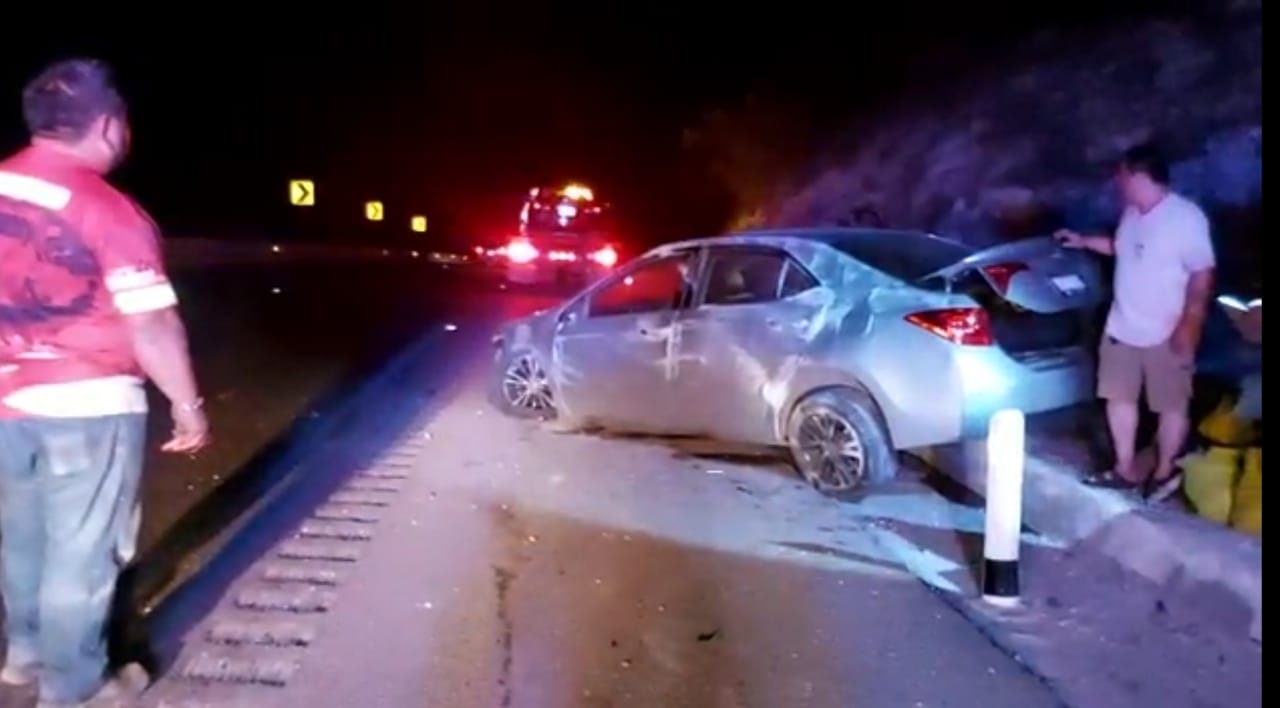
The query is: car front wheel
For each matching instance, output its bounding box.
[490,348,558,420]
[785,388,896,499]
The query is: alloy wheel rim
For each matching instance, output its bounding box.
[502,355,555,413]
[794,408,865,491]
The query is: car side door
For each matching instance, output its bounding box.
[671,245,823,443]
[551,248,703,433]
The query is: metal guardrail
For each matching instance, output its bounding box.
[163,238,473,269]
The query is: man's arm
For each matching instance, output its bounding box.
[124,307,200,408]
[110,264,209,452]
[1170,205,1218,357]
[1079,234,1115,255]
[96,196,208,450]
[1172,268,1215,356]
[99,217,201,409]
[1055,229,1115,255]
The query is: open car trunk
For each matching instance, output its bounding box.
[923,236,1107,357]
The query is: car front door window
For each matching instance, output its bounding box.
[702,247,817,306]
[589,255,693,318]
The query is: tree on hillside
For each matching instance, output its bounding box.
[682,93,816,230]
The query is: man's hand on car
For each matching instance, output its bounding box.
[161,399,211,454]
[1054,228,1086,249]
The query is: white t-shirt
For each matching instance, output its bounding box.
[1105,192,1216,347]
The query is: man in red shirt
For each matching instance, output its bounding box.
[0,59,210,706]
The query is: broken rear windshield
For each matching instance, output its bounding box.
[831,232,974,281]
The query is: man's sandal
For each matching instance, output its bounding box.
[1082,469,1138,489]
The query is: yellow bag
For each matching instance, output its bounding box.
[1197,398,1256,446]
[1230,447,1262,535]
[1182,446,1241,524]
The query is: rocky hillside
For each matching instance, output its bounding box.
[758,6,1261,283]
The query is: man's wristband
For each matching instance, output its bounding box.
[175,398,205,413]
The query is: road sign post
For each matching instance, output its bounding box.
[982,408,1025,607]
[289,179,315,206]
[365,201,384,222]
[411,215,428,233]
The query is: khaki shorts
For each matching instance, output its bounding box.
[1097,336,1194,413]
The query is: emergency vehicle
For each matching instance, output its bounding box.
[496,183,619,285]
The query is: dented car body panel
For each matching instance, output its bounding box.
[493,227,1103,450]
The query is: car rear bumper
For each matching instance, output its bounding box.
[871,344,1095,448]
[956,347,1096,438]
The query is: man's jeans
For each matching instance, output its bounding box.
[0,414,145,703]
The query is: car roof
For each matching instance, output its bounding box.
[654,226,965,254]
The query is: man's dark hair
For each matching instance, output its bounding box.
[22,58,126,141]
[1120,142,1171,185]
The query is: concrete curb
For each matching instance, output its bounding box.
[140,317,495,667]
[923,435,1263,643]
[135,324,458,615]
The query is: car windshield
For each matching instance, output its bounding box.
[831,232,974,281]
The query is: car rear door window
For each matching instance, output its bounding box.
[589,254,694,318]
[703,247,817,305]
[779,258,820,298]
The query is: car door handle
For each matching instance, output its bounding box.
[555,310,578,332]
[639,323,672,338]
[765,317,807,330]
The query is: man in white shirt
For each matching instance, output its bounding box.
[1056,143,1216,498]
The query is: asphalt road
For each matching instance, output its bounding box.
[122,260,561,602]
[115,263,1062,708]
[0,257,560,707]
[138,258,478,555]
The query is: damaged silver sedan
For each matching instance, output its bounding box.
[491,227,1104,497]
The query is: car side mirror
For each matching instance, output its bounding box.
[556,309,578,331]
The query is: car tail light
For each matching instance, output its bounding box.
[590,245,618,267]
[905,307,993,346]
[506,239,539,264]
[982,262,1028,295]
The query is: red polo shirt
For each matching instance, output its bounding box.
[0,145,177,418]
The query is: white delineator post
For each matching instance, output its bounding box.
[982,408,1026,607]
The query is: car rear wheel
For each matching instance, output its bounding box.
[786,388,896,498]
[491,349,558,420]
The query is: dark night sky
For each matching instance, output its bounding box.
[0,2,1188,246]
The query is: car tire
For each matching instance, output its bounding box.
[785,387,897,499]
[489,347,558,420]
